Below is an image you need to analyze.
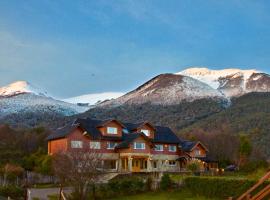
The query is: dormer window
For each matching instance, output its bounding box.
[107,127,117,134]
[141,129,150,136]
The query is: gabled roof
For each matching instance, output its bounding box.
[115,132,153,149]
[46,122,76,140]
[47,118,182,145]
[180,140,209,152]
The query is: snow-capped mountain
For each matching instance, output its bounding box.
[0,81,48,97]
[99,73,225,107]
[0,81,89,121]
[178,67,270,97]
[64,92,125,105]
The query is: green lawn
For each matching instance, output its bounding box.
[109,190,220,200]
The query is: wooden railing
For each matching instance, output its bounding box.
[230,171,270,200]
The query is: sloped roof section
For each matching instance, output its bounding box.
[47,117,182,145]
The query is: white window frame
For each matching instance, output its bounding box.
[134,142,145,150]
[141,129,150,136]
[90,141,101,149]
[168,145,177,152]
[71,140,83,148]
[107,127,118,134]
[194,149,201,156]
[154,144,164,151]
[107,142,117,149]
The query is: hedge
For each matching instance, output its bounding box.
[184,176,268,199]
[0,186,24,199]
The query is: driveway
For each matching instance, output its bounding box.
[28,187,72,200]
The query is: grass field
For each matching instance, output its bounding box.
[109,189,220,200]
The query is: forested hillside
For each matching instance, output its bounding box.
[179,92,270,159]
[81,98,227,131]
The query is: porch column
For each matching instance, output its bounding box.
[116,160,120,172]
[128,156,133,172]
[147,158,152,172]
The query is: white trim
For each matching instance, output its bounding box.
[168,145,177,152]
[154,144,164,151]
[134,142,145,150]
[107,127,118,134]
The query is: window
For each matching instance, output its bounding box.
[104,160,117,170]
[90,141,101,149]
[134,142,145,149]
[141,129,150,136]
[168,160,176,166]
[107,142,117,149]
[154,144,163,151]
[71,141,83,148]
[107,127,118,134]
[168,145,177,152]
[194,149,201,156]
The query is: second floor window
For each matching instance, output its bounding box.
[141,129,150,136]
[107,142,117,149]
[168,145,177,152]
[154,144,163,151]
[107,127,118,134]
[134,142,145,150]
[90,141,101,149]
[194,149,201,156]
[71,140,83,148]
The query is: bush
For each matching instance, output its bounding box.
[187,160,201,173]
[240,160,268,173]
[184,176,266,199]
[160,174,172,190]
[0,186,24,199]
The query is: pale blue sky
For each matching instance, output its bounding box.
[0,0,270,98]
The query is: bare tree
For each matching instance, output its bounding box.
[52,151,102,200]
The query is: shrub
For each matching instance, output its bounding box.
[0,186,24,199]
[240,160,268,173]
[108,176,145,195]
[184,176,266,199]
[187,160,201,173]
[160,174,172,190]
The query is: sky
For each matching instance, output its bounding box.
[1,0,270,98]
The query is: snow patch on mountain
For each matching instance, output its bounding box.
[0,81,48,97]
[64,92,125,105]
[177,67,260,90]
[99,74,225,107]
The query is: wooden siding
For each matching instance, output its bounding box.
[98,121,123,137]
[48,138,67,154]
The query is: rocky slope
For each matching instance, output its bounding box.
[178,67,270,97]
[0,81,89,127]
[99,73,225,107]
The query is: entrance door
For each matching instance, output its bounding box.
[132,159,141,172]
[132,158,147,172]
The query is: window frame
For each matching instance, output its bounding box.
[133,142,145,150]
[89,141,101,149]
[154,144,164,151]
[71,140,83,149]
[107,127,118,134]
[107,142,117,149]
[168,160,176,166]
[168,145,177,152]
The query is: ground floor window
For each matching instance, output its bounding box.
[104,160,117,170]
[168,160,176,166]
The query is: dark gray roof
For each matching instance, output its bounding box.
[180,140,197,152]
[115,132,149,149]
[46,122,76,140]
[47,118,182,145]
